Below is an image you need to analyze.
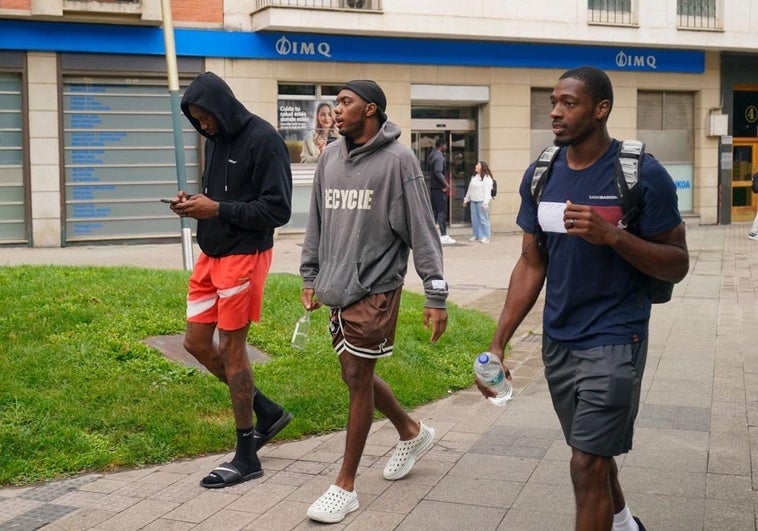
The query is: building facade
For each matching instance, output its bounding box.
[0,0,755,247]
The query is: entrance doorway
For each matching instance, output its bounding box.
[731,87,758,222]
[732,141,758,222]
[411,118,478,227]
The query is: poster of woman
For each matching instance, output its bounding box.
[277,99,340,164]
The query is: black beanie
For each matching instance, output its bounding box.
[339,80,387,123]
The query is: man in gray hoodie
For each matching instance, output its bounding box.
[300,80,448,524]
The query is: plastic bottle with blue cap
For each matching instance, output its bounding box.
[473,352,512,406]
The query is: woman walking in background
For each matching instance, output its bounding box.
[462,161,494,243]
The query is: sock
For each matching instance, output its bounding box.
[613,505,638,531]
[253,389,284,432]
[230,427,260,475]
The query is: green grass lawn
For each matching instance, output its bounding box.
[0,265,497,486]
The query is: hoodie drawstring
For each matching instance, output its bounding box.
[224,144,230,192]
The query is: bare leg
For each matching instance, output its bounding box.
[334,353,376,493]
[184,321,254,429]
[570,448,613,531]
[183,321,227,383]
[373,373,419,440]
[218,325,254,429]
[609,457,625,514]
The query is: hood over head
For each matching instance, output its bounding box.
[181,72,251,139]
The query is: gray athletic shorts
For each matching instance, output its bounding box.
[542,334,647,457]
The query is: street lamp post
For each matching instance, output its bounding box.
[160,0,194,270]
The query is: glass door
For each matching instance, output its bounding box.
[411,128,478,226]
[732,142,758,222]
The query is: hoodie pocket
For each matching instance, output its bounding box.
[314,261,370,309]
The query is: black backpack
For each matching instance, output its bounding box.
[530,140,673,304]
[490,177,497,198]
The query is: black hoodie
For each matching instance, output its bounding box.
[180,72,292,257]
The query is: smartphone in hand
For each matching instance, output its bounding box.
[160,194,193,204]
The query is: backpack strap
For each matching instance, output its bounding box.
[614,140,645,231]
[531,145,561,203]
[530,146,562,254]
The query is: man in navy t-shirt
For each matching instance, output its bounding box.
[477,66,689,531]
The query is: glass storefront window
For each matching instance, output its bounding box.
[0,73,26,244]
[637,91,694,213]
[62,78,200,242]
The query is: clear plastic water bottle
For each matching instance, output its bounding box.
[473,352,512,406]
[291,311,311,349]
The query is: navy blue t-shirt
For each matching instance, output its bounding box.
[516,140,682,349]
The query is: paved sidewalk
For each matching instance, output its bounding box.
[1,224,756,530]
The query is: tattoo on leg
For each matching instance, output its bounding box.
[228,370,254,425]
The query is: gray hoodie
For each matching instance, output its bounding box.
[300,121,448,309]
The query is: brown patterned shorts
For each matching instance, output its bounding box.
[330,287,402,358]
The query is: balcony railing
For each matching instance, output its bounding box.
[587,0,636,26]
[677,0,721,30]
[255,0,381,11]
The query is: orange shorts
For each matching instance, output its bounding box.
[186,250,272,331]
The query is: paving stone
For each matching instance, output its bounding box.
[624,491,704,530]
[253,498,335,530]
[37,507,115,530]
[225,482,298,515]
[396,500,505,531]
[703,499,755,531]
[620,466,706,498]
[342,509,405,531]
[85,493,142,513]
[141,518,195,531]
[622,428,708,473]
[0,503,77,530]
[636,404,711,432]
[0,498,43,523]
[176,507,256,530]
[510,482,575,514]
[49,490,107,508]
[529,459,572,486]
[370,482,433,513]
[161,491,238,524]
[430,475,523,508]
[448,454,539,483]
[95,499,179,530]
[706,473,753,503]
[498,506,574,531]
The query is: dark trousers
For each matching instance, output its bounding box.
[430,188,448,235]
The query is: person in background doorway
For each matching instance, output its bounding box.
[301,101,340,163]
[462,160,494,243]
[300,79,448,524]
[748,172,758,240]
[479,66,688,531]
[169,71,293,489]
[427,137,456,244]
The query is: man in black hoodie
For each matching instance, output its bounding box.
[168,71,293,488]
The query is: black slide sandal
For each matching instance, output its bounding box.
[199,462,263,489]
[254,411,293,449]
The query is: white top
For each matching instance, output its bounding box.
[463,175,493,206]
